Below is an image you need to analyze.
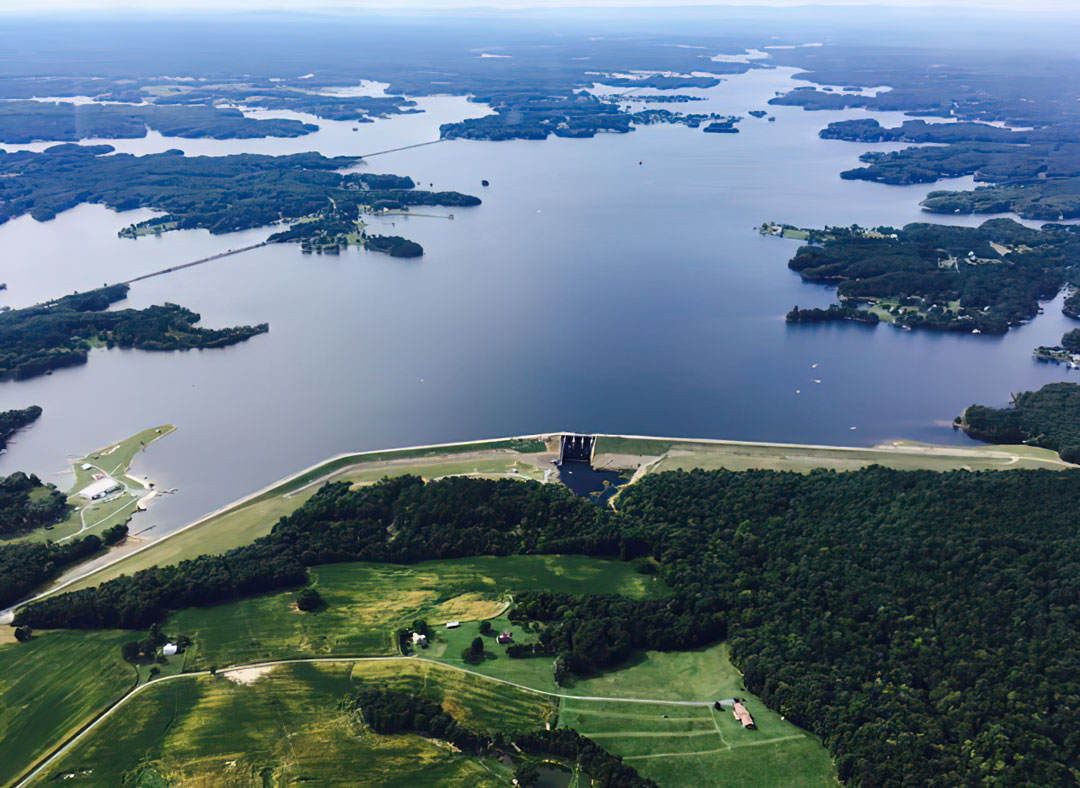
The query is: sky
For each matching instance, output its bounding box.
[0,0,1074,12]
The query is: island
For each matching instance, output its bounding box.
[0,405,42,451]
[1,145,478,239]
[0,100,319,144]
[776,218,1080,335]
[0,284,268,380]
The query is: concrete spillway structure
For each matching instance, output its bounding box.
[560,434,595,465]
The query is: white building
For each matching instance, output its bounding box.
[445,621,460,629]
[78,477,122,501]
[162,643,178,656]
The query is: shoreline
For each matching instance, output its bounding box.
[8,429,1072,616]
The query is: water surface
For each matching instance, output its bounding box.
[2,65,1074,535]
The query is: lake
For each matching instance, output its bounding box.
[2,63,1076,535]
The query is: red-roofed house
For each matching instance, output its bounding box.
[732,701,756,729]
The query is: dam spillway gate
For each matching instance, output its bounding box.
[559,434,595,465]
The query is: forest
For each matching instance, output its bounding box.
[819,118,1080,146]
[348,687,657,788]
[921,181,1080,223]
[0,284,268,380]
[0,100,317,144]
[0,405,42,451]
[839,140,1080,187]
[0,144,479,235]
[765,46,1080,128]
[0,471,67,536]
[14,465,1080,786]
[785,304,879,325]
[959,382,1080,462]
[365,234,424,258]
[0,525,126,609]
[784,219,1080,334]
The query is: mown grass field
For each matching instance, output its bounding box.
[594,434,1071,474]
[170,556,659,670]
[557,645,839,788]
[0,630,135,787]
[29,661,534,788]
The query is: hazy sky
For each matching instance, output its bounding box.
[0,0,1074,12]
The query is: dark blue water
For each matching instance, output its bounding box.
[1,65,1076,536]
[558,463,626,504]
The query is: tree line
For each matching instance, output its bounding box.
[0,405,42,451]
[959,381,1080,462]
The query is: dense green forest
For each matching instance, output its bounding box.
[0,284,268,380]
[0,471,67,536]
[15,465,1080,786]
[921,181,1080,223]
[785,304,879,325]
[784,219,1080,334]
[959,382,1080,462]
[349,687,657,788]
[0,405,42,451]
[0,144,479,234]
[0,525,126,609]
[0,100,317,144]
[839,140,1080,187]
[820,118,1079,146]
[365,234,424,257]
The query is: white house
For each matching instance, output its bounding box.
[445,621,460,629]
[162,643,178,656]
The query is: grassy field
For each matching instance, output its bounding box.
[557,645,839,788]
[594,434,1072,475]
[28,661,530,788]
[169,556,659,670]
[17,425,175,545]
[0,630,135,787]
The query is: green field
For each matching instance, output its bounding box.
[29,661,533,787]
[9,557,837,788]
[0,630,135,787]
[170,556,659,670]
[557,645,839,788]
[594,434,1072,475]
[17,425,175,545]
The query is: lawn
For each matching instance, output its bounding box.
[28,662,522,788]
[16,424,175,545]
[556,645,839,788]
[169,555,660,670]
[0,630,136,787]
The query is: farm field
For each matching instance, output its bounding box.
[28,661,535,788]
[169,555,659,669]
[0,630,135,787]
